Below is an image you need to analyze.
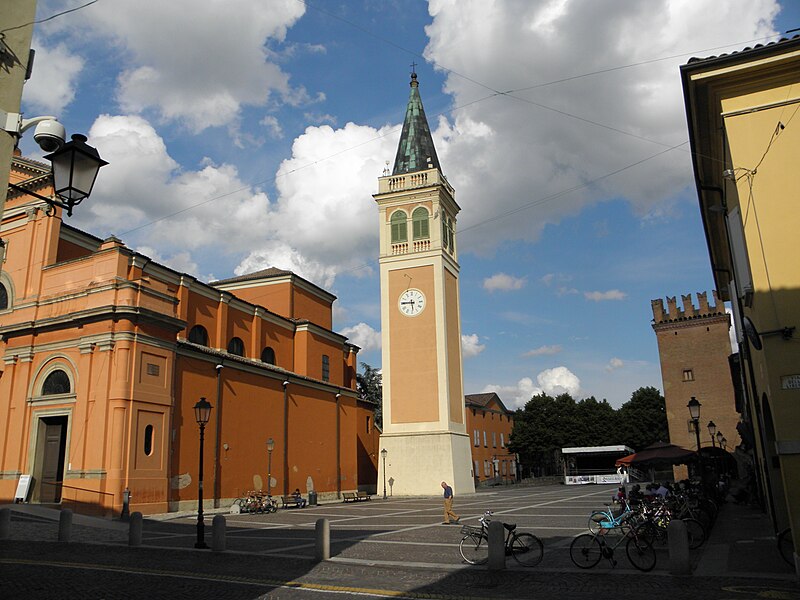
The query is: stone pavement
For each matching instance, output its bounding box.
[1,485,797,599]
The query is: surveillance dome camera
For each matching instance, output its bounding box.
[33,119,66,152]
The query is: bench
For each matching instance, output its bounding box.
[279,495,305,509]
[343,491,372,502]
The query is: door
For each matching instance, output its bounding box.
[39,416,67,503]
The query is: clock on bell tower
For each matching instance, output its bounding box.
[373,72,474,496]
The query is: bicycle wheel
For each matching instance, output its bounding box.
[682,517,706,549]
[778,528,794,566]
[588,511,609,534]
[459,533,489,565]
[626,535,656,572]
[569,534,602,569]
[510,532,544,567]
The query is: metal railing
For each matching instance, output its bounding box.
[41,480,115,518]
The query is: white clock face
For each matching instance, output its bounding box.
[398,288,426,316]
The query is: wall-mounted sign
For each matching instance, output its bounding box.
[15,474,32,502]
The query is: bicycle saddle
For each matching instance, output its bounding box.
[503,523,517,532]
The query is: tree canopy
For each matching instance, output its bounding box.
[356,362,382,427]
[508,386,668,475]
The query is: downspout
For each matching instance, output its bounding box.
[283,380,290,497]
[335,392,341,498]
[213,362,224,508]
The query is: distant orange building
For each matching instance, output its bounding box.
[465,393,516,486]
[0,155,377,515]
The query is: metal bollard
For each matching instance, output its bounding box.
[0,507,10,539]
[212,514,226,552]
[315,518,330,561]
[58,509,73,542]
[488,520,505,570]
[668,519,691,575]
[128,512,143,547]
[121,488,131,522]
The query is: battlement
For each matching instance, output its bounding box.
[651,291,725,323]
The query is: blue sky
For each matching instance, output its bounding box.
[18,0,800,408]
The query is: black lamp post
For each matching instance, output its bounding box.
[707,421,717,447]
[687,397,701,451]
[381,448,388,500]
[194,397,212,549]
[721,437,727,452]
[716,431,723,448]
[266,437,275,497]
[8,133,108,217]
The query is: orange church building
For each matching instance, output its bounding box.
[465,393,516,486]
[0,154,377,515]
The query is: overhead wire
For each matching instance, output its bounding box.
[0,0,101,34]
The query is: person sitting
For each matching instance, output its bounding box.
[292,488,306,508]
[655,482,670,498]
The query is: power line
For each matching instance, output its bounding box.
[0,0,101,34]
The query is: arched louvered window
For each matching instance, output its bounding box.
[0,283,7,310]
[390,210,407,243]
[42,369,71,395]
[412,207,429,240]
[261,347,276,365]
[227,337,245,357]
[188,325,209,346]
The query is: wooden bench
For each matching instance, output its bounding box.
[279,495,305,509]
[343,491,371,502]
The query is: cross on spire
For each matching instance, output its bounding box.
[410,61,417,74]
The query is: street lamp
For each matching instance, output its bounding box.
[716,431,724,448]
[721,437,727,452]
[193,397,212,549]
[381,448,388,500]
[266,437,275,497]
[6,131,107,216]
[687,397,701,451]
[707,421,717,447]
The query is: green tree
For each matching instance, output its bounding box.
[616,386,669,451]
[356,362,382,427]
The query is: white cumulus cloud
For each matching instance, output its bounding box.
[483,365,582,409]
[585,290,627,301]
[483,273,526,292]
[606,357,625,372]
[461,333,486,358]
[339,322,381,352]
[23,39,84,115]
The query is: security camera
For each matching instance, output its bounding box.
[33,119,66,152]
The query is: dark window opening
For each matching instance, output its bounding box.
[42,370,71,395]
[188,325,209,346]
[261,347,276,364]
[227,337,245,357]
[144,425,154,456]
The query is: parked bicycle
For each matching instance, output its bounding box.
[232,490,277,514]
[571,507,656,572]
[458,511,544,567]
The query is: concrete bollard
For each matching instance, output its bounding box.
[0,507,10,539]
[668,519,691,575]
[212,514,226,552]
[315,518,330,561]
[58,509,73,542]
[128,512,143,547]
[488,520,505,571]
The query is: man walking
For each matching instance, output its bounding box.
[441,481,459,524]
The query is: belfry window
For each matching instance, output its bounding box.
[227,337,245,357]
[188,325,209,346]
[412,207,429,240]
[261,347,276,364]
[390,210,407,243]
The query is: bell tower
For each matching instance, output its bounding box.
[374,73,474,496]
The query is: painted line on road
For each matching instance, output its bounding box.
[0,558,483,600]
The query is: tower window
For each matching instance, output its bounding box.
[683,369,694,382]
[261,346,276,365]
[390,210,408,243]
[412,207,429,240]
[143,425,154,456]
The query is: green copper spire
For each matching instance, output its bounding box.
[392,72,441,176]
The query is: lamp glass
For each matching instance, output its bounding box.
[46,134,108,202]
[193,397,212,424]
[267,437,275,452]
[716,431,723,442]
[687,397,701,420]
[707,421,717,437]
[381,448,387,458]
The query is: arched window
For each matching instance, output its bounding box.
[42,369,71,395]
[390,210,407,243]
[412,207,429,240]
[442,214,449,249]
[261,346,276,365]
[227,337,245,357]
[0,283,8,310]
[188,325,209,346]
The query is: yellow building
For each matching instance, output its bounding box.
[374,73,473,496]
[682,35,800,572]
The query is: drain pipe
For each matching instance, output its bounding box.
[335,392,341,499]
[213,363,224,508]
[283,380,290,497]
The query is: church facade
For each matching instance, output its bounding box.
[0,154,377,515]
